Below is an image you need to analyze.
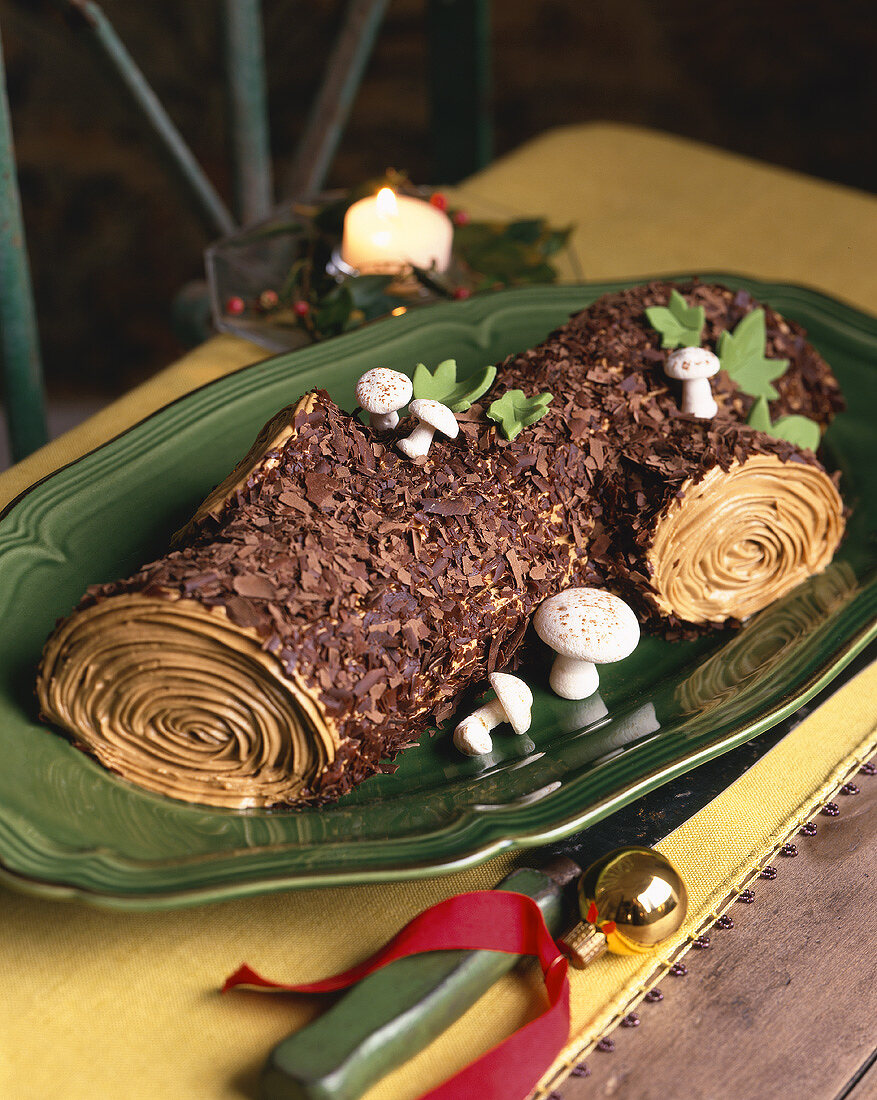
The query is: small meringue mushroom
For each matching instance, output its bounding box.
[533,588,640,700]
[664,347,720,419]
[397,398,459,459]
[355,367,414,430]
[453,672,533,756]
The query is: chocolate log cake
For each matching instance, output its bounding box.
[37,282,845,808]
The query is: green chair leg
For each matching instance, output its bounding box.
[222,0,273,224]
[0,22,48,463]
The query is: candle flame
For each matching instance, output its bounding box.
[375,187,398,218]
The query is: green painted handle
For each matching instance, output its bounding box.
[259,867,567,1100]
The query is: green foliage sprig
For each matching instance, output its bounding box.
[451,218,573,292]
[226,172,575,342]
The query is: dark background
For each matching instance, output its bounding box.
[3,0,875,400]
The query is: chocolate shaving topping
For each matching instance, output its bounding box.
[420,498,475,516]
[232,573,279,600]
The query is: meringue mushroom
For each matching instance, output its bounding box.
[397,398,459,459]
[664,346,720,419]
[355,367,414,430]
[453,672,533,756]
[533,588,640,700]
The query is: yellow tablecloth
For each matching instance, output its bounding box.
[1,125,875,1100]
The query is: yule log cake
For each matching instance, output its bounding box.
[37,282,845,809]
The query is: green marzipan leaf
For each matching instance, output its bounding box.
[747,396,821,451]
[645,289,705,349]
[769,414,822,451]
[411,359,497,412]
[717,308,789,399]
[746,395,773,433]
[487,389,553,440]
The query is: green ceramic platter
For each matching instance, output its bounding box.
[0,277,874,909]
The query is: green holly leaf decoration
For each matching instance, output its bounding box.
[487,389,554,440]
[348,274,403,317]
[411,359,497,412]
[451,218,573,288]
[645,290,705,349]
[313,284,354,335]
[717,309,789,399]
[747,396,821,451]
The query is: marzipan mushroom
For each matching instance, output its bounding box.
[534,588,640,699]
[355,368,414,430]
[397,399,459,459]
[664,347,720,418]
[453,672,533,756]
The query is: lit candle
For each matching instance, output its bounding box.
[340,188,453,275]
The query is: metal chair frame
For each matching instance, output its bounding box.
[0,0,490,463]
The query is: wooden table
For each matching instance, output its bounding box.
[560,654,877,1100]
[582,776,877,1100]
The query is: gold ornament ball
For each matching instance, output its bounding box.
[578,846,688,956]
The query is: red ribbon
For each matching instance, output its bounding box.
[223,889,570,1100]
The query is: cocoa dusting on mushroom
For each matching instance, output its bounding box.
[356,368,413,431]
[534,588,640,700]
